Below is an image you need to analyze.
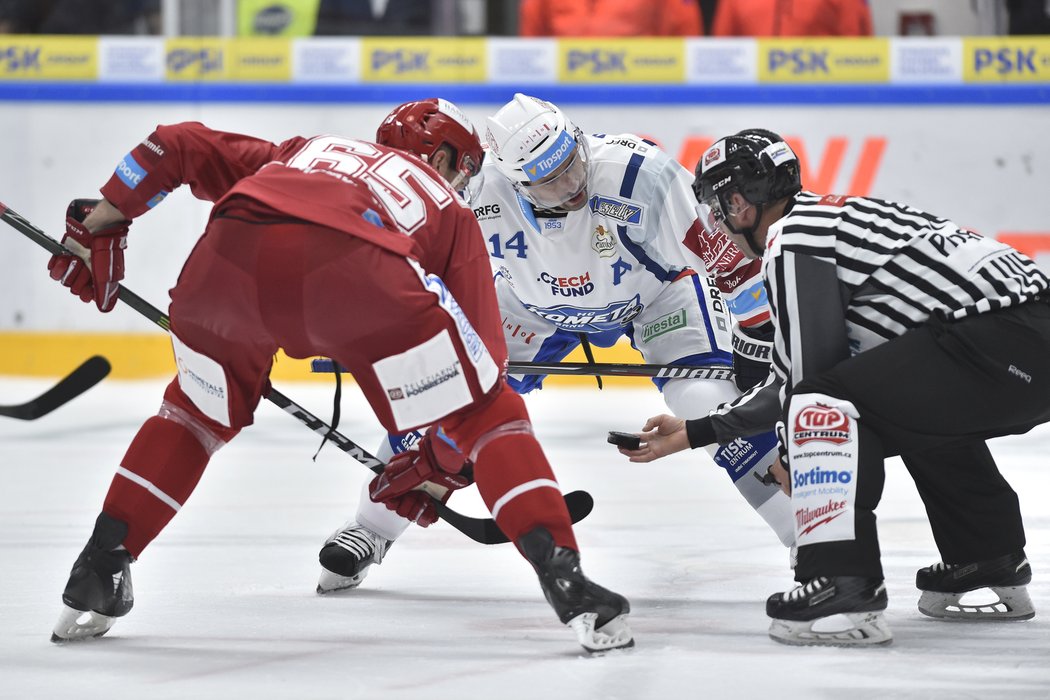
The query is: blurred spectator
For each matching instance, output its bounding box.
[0,0,160,34]
[699,0,717,34]
[314,0,431,35]
[712,0,872,36]
[1006,0,1050,34]
[519,0,703,36]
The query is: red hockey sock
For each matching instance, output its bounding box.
[472,433,578,553]
[102,416,210,557]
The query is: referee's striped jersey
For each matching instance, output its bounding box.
[765,191,1050,392]
[702,191,1050,445]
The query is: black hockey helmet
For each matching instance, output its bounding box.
[692,129,801,255]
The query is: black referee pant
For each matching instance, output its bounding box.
[790,298,1050,581]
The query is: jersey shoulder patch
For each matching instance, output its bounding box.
[819,194,849,207]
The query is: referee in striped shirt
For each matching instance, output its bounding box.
[624,128,1050,647]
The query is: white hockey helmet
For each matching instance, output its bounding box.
[484,93,590,210]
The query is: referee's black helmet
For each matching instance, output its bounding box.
[692,128,801,227]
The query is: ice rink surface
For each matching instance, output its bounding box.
[1,377,1048,700]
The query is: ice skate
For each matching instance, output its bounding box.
[317,521,392,594]
[519,528,634,653]
[916,551,1034,621]
[51,513,134,643]
[766,576,891,647]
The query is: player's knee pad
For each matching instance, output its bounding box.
[157,399,231,456]
[442,384,532,456]
[661,375,739,420]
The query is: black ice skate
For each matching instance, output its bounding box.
[316,521,393,594]
[766,576,891,647]
[916,550,1034,621]
[519,527,634,653]
[51,513,134,643]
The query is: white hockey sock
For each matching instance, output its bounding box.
[355,479,413,542]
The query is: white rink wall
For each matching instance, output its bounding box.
[2,100,1049,333]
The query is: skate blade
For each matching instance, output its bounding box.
[51,604,117,643]
[768,611,892,647]
[568,612,635,653]
[918,586,1036,621]
[316,567,368,595]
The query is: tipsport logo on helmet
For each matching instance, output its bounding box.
[793,403,851,446]
[523,130,575,182]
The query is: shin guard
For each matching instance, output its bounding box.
[102,416,211,557]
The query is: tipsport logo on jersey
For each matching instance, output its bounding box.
[525,295,643,333]
[558,39,684,83]
[964,37,1050,82]
[362,38,485,83]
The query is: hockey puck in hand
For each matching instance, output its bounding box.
[607,431,641,450]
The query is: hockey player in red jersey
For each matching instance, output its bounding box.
[46,113,633,652]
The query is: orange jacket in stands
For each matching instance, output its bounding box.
[519,0,703,36]
[713,0,872,36]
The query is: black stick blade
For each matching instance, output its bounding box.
[0,355,111,420]
[436,489,595,545]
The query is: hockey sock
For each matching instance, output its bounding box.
[472,433,578,553]
[102,416,211,557]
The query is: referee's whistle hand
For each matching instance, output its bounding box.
[617,414,688,463]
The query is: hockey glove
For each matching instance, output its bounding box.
[48,199,130,313]
[731,322,774,392]
[368,430,472,527]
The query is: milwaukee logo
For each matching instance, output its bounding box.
[795,499,848,536]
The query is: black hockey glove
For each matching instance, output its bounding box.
[731,322,774,392]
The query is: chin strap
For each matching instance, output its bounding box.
[729,201,766,258]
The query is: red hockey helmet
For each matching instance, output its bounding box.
[376,98,484,192]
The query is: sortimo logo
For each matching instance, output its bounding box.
[793,466,852,490]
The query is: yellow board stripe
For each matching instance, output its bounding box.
[0,332,653,387]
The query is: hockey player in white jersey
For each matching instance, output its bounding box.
[318,94,795,594]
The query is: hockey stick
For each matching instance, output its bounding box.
[0,355,111,420]
[0,201,594,545]
[312,357,734,381]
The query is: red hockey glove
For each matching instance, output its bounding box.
[47,199,130,313]
[368,431,472,527]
